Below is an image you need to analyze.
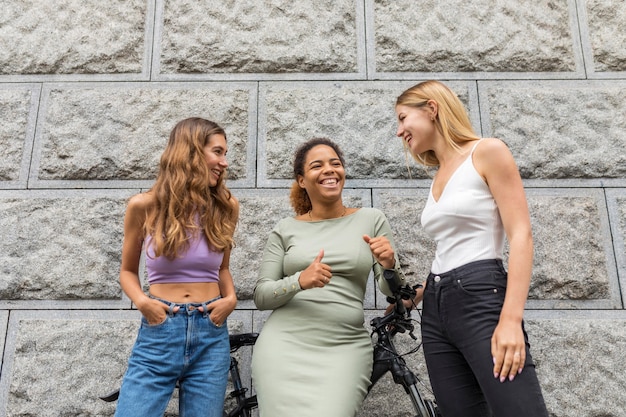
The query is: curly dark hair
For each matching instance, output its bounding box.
[289,138,345,215]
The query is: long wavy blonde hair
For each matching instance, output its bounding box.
[145,117,237,258]
[396,80,480,167]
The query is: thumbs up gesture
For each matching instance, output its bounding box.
[298,249,333,289]
[363,235,395,269]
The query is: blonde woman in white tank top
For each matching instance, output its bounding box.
[393,80,549,417]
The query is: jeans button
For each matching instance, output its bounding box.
[434,275,441,283]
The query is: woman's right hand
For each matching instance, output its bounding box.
[298,249,333,289]
[136,296,178,325]
[412,282,426,306]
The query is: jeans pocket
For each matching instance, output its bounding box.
[141,315,169,328]
[456,271,506,296]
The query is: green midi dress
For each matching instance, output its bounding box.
[251,208,401,417]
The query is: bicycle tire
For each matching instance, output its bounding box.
[424,399,442,417]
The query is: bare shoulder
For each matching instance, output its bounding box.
[475,138,510,155]
[126,192,155,215]
[474,138,513,163]
[473,138,518,177]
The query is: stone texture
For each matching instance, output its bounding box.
[261,82,474,181]
[618,197,626,244]
[159,0,359,74]
[612,193,626,302]
[0,312,7,364]
[586,0,626,72]
[527,192,611,301]
[0,89,31,181]
[34,86,250,181]
[373,0,577,73]
[0,193,128,300]
[230,191,296,300]
[5,316,137,416]
[0,0,147,75]
[481,82,626,179]
[526,315,626,417]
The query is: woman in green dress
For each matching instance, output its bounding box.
[251,138,406,417]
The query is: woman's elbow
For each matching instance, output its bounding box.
[252,286,268,310]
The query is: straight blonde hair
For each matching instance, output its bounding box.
[396,80,480,166]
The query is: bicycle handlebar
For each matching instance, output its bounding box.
[372,278,422,340]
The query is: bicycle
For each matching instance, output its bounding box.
[99,332,259,417]
[367,273,441,417]
[101,277,439,417]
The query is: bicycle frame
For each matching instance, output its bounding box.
[369,310,433,417]
[224,333,258,417]
[367,276,440,417]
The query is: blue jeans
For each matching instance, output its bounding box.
[115,297,230,417]
[421,259,549,417]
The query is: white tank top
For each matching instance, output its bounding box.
[421,140,505,274]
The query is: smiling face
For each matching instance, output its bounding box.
[395,103,438,157]
[297,144,345,204]
[203,133,228,187]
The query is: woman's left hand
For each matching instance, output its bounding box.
[363,235,395,269]
[491,318,526,382]
[205,296,236,327]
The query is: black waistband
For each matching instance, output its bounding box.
[429,259,504,280]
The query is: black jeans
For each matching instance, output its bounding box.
[421,259,549,417]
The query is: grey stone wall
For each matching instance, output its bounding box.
[0,0,624,416]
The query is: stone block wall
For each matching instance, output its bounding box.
[0,0,625,416]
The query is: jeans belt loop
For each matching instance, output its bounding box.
[168,303,177,316]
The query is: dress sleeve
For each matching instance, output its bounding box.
[371,210,407,298]
[253,221,303,311]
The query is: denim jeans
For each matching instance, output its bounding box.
[115,296,230,417]
[421,259,549,417]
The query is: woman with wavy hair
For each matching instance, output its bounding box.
[115,117,239,417]
[395,80,548,416]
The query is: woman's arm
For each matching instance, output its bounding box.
[209,198,240,326]
[475,138,533,382]
[253,225,304,310]
[119,193,172,324]
[207,245,238,326]
[365,210,407,298]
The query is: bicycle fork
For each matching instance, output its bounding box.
[370,339,432,417]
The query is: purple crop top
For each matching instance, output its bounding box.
[145,233,224,285]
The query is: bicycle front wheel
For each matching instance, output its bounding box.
[424,399,442,417]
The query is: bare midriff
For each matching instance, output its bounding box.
[149,282,221,303]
